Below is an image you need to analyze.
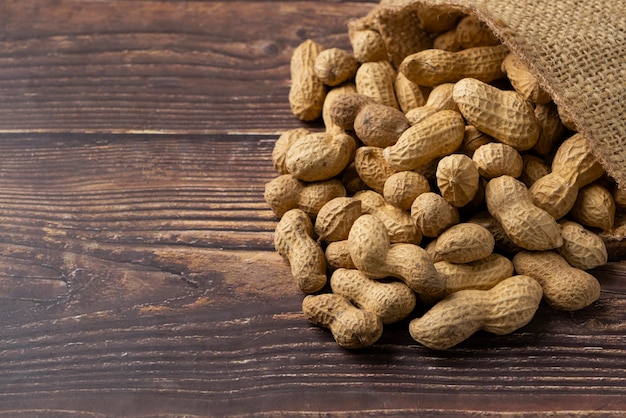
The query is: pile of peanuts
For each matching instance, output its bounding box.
[264,4,624,350]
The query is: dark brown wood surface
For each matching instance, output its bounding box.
[1,1,625,416]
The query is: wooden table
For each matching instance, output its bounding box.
[1,1,625,416]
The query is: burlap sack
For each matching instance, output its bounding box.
[358,0,626,188]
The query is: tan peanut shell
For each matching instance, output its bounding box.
[472,142,523,179]
[354,190,422,244]
[354,146,399,194]
[415,4,463,33]
[394,71,426,113]
[454,15,501,48]
[325,240,355,270]
[433,29,463,52]
[348,214,444,301]
[400,44,508,87]
[314,197,362,243]
[435,253,515,296]
[322,82,357,133]
[485,175,562,251]
[314,48,358,87]
[405,83,458,125]
[354,103,410,148]
[530,133,605,219]
[513,251,601,311]
[274,209,327,294]
[453,78,540,151]
[383,110,465,171]
[327,92,375,131]
[468,211,524,255]
[409,275,543,350]
[348,29,388,63]
[289,39,327,121]
[436,153,480,207]
[569,184,616,231]
[285,132,357,182]
[411,192,460,238]
[272,128,311,174]
[355,60,399,109]
[433,222,495,264]
[383,170,431,211]
[501,53,551,104]
[462,125,493,157]
[330,268,416,324]
[264,174,346,218]
[302,293,383,349]
[558,220,608,270]
[532,101,567,156]
[520,154,550,187]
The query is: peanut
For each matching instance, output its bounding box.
[435,253,515,295]
[530,133,605,219]
[348,28,388,63]
[314,48,358,87]
[383,170,431,211]
[453,77,540,151]
[411,192,460,238]
[271,128,311,174]
[394,71,426,113]
[302,293,383,349]
[513,251,601,311]
[274,209,327,294]
[354,146,399,194]
[353,103,410,148]
[322,82,357,133]
[348,214,445,301]
[289,39,327,121]
[501,53,551,104]
[354,190,422,244]
[326,92,374,131]
[472,142,523,179]
[485,175,562,251]
[433,29,462,52]
[532,101,567,156]
[569,183,616,231]
[436,153,480,207]
[330,268,416,324]
[400,44,509,86]
[433,222,495,264]
[462,125,493,157]
[520,154,550,187]
[405,83,457,125]
[285,131,357,182]
[468,211,524,256]
[409,275,543,350]
[314,197,362,244]
[264,174,346,218]
[355,60,399,109]
[558,220,608,270]
[454,15,501,48]
[325,240,355,270]
[415,4,463,33]
[383,110,465,171]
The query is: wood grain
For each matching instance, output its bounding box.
[0,0,625,416]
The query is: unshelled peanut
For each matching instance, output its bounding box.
[302,293,383,349]
[558,220,608,270]
[513,251,601,311]
[330,268,416,324]
[264,174,345,218]
[274,209,327,294]
[433,223,495,264]
[314,197,362,243]
[409,275,542,350]
[289,39,326,121]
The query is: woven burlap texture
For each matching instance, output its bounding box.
[376,0,626,188]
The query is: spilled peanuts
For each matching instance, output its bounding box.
[265,2,620,350]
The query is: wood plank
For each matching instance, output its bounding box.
[0,0,377,134]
